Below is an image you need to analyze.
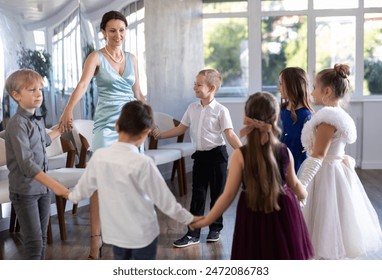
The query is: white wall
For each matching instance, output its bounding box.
[144,0,203,178]
[145,0,203,121]
[360,100,382,169]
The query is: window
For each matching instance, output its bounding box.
[33,30,46,51]
[122,0,147,96]
[313,0,358,9]
[203,1,248,97]
[261,0,307,11]
[203,0,382,97]
[262,15,307,94]
[52,10,81,95]
[0,37,4,126]
[315,16,355,92]
[364,13,382,95]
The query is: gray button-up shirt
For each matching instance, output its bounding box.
[5,106,52,195]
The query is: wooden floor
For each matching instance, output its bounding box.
[1,169,382,260]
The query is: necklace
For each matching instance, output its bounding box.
[104,46,124,64]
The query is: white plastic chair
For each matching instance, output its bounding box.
[150,112,195,195]
[45,135,85,241]
[0,137,9,205]
[144,144,185,196]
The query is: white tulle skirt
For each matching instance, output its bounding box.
[301,155,382,259]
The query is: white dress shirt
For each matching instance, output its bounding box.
[68,142,193,249]
[181,99,234,151]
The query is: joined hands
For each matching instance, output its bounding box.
[189,216,207,230]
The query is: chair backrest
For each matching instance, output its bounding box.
[0,137,8,181]
[72,119,94,153]
[46,128,64,158]
[77,133,91,168]
[154,112,176,131]
[0,137,6,167]
[150,112,184,149]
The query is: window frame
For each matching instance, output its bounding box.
[203,0,382,99]
[52,10,81,96]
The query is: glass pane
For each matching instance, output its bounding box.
[137,0,145,21]
[203,17,248,97]
[261,0,307,12]
[315,16,355,92]
[365,0,382,8]
[261,15,307,94]
[314,0,358,9]
[0,38,4,114]
[364,13,382,95]
[203,1,247,13]
[127,2,137,23]
[33,30,45,46]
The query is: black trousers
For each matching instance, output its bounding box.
[187,145,228,238]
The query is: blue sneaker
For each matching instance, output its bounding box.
[173,234,200,248]
[206,231,220,242]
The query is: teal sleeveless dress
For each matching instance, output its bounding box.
[92,51,136,151]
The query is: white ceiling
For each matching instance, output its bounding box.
[0,0,121,27]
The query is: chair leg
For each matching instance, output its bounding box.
[55,195,67,241]
[47,218,53,244]
[10,203,54,244]
[9,204,16,233]
[180,157,187,195]
[175,159,185,197]
[9,203,51,244]
[72,203,78,215]
[171,162,177,181]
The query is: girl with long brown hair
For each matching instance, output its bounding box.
[191,92,313,259]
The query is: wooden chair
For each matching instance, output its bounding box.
[144,145,184,196]
[149,112,195,195]
[2,136,82,243]
[46,137,85,240]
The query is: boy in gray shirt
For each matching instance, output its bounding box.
[4,69,69,259]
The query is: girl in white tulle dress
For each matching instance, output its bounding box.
[298,64,382,260]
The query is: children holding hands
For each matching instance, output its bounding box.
[153,69,241,247]
[190,92,313,259]
[67,100,197,260]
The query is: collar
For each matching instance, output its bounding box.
[198,98,217,109]
[112,141,140,154]
[16,106,42,120]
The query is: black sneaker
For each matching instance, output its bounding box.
[173,235,200,248]
[206,231,220,242]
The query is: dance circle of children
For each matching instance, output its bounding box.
[2,65,382,260]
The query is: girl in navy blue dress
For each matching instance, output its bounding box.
[279,67,314,172]
[191,92,314,260]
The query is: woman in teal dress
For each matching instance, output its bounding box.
[59,10,147,259]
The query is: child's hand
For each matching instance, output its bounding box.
[189,216,206,230]
[151,126,161,139]
[55,186,71,200]
[298,192,308,208]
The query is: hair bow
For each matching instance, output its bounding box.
[239,116,272,145]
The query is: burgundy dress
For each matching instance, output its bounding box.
[231,144,314,260]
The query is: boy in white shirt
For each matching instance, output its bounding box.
[153,69,242,247]
[68,101,195,260]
